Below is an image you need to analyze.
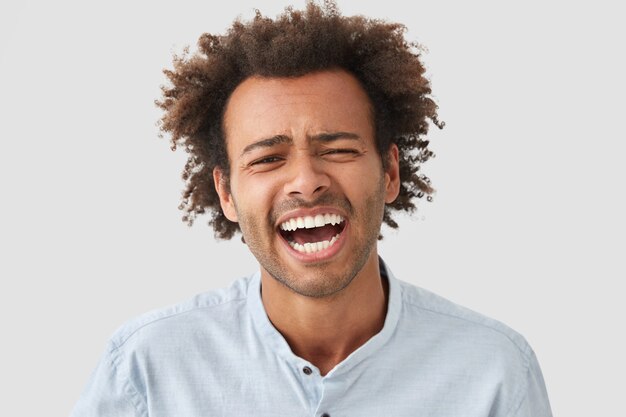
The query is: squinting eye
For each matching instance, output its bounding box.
[323,149,358,155]
[250,156,283,165]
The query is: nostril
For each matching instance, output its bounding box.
[283,164,331,197]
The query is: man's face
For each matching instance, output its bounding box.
[215,69,399,298]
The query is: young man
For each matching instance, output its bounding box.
[72,2,552,416]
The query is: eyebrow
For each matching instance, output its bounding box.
[240,135,292,157]
[312,132,362,143]
[239,131,362,158]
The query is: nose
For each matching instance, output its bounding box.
[283,154,330,200]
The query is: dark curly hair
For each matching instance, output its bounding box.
[156,0,443,239]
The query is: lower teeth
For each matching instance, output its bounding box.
[289,234,339,253]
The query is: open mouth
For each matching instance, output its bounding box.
[278,213,347,254]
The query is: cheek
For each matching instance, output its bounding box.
[353,163,387,207]
[347,158,384,190]
[232,175,279,221]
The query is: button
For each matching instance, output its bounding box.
[321,414,330,417]
[302,366,313,375]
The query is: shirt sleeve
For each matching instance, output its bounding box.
[70,344,144,417]
[509,350,553,417]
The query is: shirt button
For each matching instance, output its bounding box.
[321,414,330,417]
[302,366,313,375]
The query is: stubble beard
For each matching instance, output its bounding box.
[235,177,386,299]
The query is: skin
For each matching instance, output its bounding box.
[214,69,400,375]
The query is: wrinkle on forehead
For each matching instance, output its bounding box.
[222,69,376,158]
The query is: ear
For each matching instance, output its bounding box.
[213,167,239,222]
[384,144,401,204]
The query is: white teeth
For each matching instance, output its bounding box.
[279,213,344,232]
[314,214,325,227]
[290,234,341,254]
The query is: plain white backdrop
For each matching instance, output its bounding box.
[1,0,624,415]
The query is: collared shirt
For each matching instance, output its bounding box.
[71,261,552,417]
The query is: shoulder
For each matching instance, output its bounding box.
[394,279,538,413]
[83,275,257,413]
[388,277,551,416]
[399,279,531,354]
[107,275,254,351]
[395,278,534,378]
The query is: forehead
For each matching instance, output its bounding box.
[222,70,374,153]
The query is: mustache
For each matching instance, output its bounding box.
[270,194,353,225]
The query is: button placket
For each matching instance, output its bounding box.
[296,362,322,414]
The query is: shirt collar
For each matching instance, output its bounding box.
[246,257,402,378]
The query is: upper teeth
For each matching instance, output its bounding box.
[279,213,344,231]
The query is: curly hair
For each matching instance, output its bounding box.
[156,0,443,239]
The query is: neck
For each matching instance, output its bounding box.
[260,251,388,376]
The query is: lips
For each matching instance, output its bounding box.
[277,212,347,255]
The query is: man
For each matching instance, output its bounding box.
[72,2,552,416]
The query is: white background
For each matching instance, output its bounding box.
[1,0,624,416]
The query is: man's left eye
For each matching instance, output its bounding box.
[322,149,358,155]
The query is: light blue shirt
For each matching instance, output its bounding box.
[71,261,552,417]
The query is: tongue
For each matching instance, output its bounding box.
[291,224,338,245]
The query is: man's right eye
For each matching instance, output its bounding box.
[250,156,283,165]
